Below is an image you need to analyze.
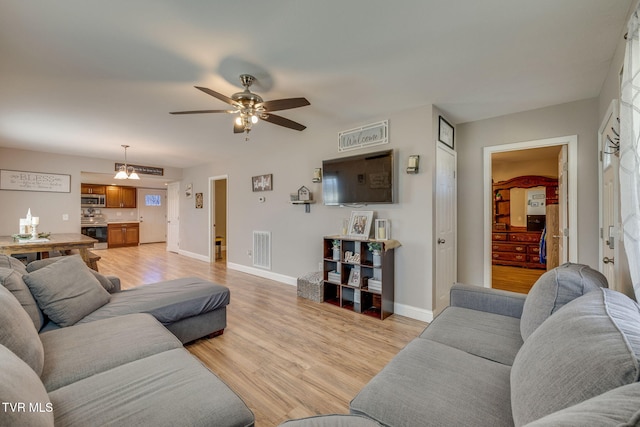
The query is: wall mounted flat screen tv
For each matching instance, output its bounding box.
[322,149,394,205]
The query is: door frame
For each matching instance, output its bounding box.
[483,135,578,287]
[166,182,180,253]
[208,175,228,263]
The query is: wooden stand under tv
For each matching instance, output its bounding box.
[322,236,395,320]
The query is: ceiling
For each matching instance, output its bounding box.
[0,1,633,169]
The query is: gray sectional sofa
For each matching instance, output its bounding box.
[0,254,254,426]
[347,263,640,426]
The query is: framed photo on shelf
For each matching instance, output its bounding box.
[438,116,454,149]
[347,210,374,238]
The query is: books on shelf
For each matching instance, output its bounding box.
[368,279,382,292]
[327,271,341,284]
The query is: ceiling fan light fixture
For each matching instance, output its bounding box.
[235,116,243,126]
[251,115,258,124]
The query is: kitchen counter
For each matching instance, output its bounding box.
[107,220,140,224]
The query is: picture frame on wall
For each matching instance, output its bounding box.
[347,210,374,238]
[252,174,273,192]
[438,116,454,149]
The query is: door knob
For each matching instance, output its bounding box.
[437,238,446,244]
[603,256,615,265]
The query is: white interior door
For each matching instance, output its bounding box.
[166,182,179,253]
[137,188,167,244]
[434,145,457,314]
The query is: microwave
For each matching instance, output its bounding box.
[81,194,106,208]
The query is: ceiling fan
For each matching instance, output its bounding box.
[170,74,310,140]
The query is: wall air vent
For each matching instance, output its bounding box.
[252,231,271,270]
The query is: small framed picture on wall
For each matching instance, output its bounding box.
[438,116,454,149]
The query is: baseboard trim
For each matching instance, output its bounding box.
[394,303,433,323]
[227,262,297,286]
[177,249,209,263]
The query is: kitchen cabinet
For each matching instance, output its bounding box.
[106,186,137,208]
[107,222,139,248]
[81,184,106,194]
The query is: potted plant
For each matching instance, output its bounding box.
[332,239,341,260]
[368,242,382,267]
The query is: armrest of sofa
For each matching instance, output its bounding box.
[105,276,121,293]
[450,283,526,319]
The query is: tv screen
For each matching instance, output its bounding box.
[322,149,394,205]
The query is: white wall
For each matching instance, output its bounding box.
[456,98,600,286]
[177,105,439,320]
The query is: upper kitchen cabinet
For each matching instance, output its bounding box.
[81,184,106,194]
[106,185,137,208]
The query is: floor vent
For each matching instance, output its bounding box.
[253,231,271,270]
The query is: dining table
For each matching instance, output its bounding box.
[0,233,98,267]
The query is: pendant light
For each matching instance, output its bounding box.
[114,145,140,180]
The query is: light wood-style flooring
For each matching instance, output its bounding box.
[492,265,545,294]
[96,244,427,426]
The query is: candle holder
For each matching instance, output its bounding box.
[375,219,390,240]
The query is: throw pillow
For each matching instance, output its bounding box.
[27,255,117,292]
[0,284,44,376]
[511,289,640,426]
[23,256,110,327]
[0,344,53,427]
[0,267,45,330]
[520,263,607,341]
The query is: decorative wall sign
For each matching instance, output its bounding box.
[0,169,71,193]
[195,192,203,209]
[438,116,454,149]
[185,183,193,198]
[338,120,388,152]
[252,174,273,192]
[115,163,164,176]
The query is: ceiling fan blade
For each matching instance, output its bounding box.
[195,86,240,106]
[258,97,310,112]
[170,109,236,115]
[233,122,245,133]
[262,113,307,131]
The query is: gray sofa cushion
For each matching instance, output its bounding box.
[420,306,523,365]
[280,414,381,426]
[0,344,53,427]
[49,348,255,427]
[511,288,640,426]
[0,254,28,274]
[523,382,640,426]
[39,313,183,392]
[350,338,513,427]
[26,255,118,293]
[23,255,111,327]
[520,263,608,340]
[0,266,45,330]
[77,277,230,325]
[0,284,44,376]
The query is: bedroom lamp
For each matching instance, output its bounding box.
[114,145,140,180]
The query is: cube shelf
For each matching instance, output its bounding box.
[322,236,395,320]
